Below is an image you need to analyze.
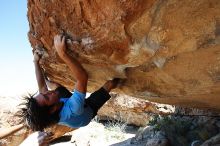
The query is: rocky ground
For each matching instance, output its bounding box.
[49,119,139,146]
[0,95,22,127]
[1,95,220,146]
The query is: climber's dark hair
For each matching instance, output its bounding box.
[17,86,72,131]
[18,93,60,131]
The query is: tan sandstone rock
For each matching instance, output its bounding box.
[98,93,174,126]
[27,0,220,111]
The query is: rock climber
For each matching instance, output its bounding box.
[20,34,120,131]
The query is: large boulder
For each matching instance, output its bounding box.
[97,93,174,126]
[27,0,220,111]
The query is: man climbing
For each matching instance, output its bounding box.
[20,34,120,131]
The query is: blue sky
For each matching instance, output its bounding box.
[0,1,37,96]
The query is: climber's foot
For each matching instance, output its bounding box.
[103,78,122,92]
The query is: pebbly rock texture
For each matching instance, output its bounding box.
[28,0,220,111]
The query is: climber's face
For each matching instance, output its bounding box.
[35,90,59,106]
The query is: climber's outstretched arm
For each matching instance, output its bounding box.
[33,51,48,93]
[54,35,88,93]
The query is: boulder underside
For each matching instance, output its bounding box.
[28,0,220,111]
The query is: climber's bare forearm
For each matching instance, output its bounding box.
[60,53,88,93]
[54,34,88,93]
[34,61,48,93]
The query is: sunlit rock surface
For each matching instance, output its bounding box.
[28,0,220,111]
[98,93,174,126]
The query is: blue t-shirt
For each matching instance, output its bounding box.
[58,89,94,128]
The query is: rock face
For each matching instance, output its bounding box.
[28,0,220,111]
[97,93,174,126]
